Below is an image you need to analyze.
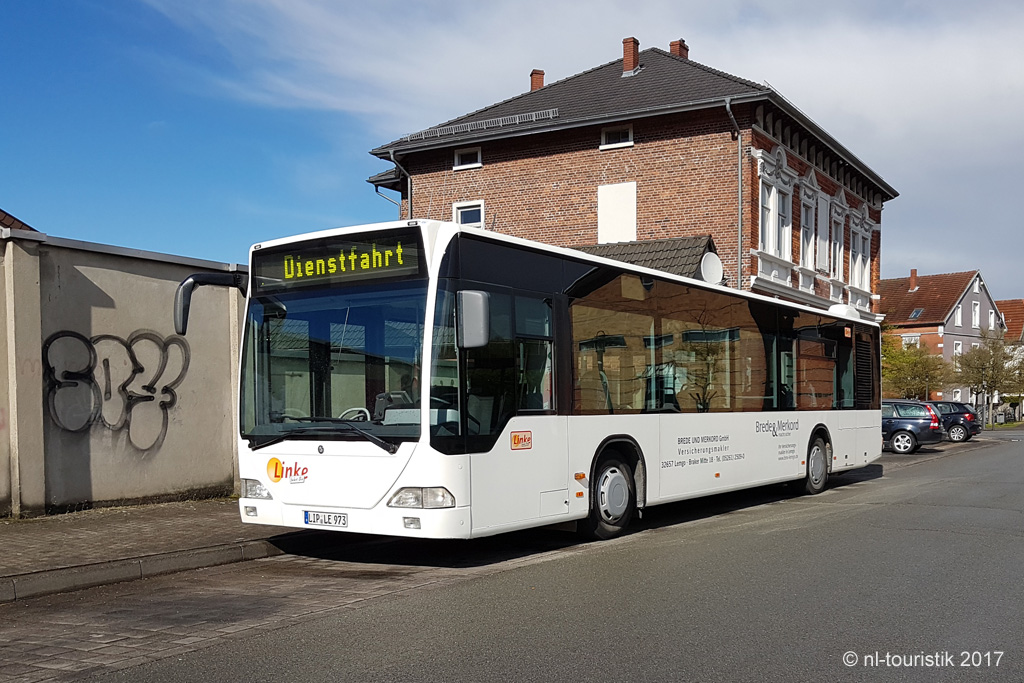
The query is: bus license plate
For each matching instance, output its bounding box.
[304,510,348,527]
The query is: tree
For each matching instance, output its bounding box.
[881,337,955,400]
[956,330,1021,426]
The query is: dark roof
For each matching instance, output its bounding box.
[369,46,897,199]
[373,48,764,157]
[877,271,978,326]
[573,235,716,280]
[996,299,1024,342]
[0,208,38,232]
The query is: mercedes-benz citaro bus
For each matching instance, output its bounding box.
[174,219,881,540]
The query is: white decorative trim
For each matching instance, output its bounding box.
[755,250,794,285]
[753,146,798,192]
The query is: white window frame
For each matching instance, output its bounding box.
[954,305,963,327]
[973,278,980,294]
[902,335,920,348]
[453,147,482,171]
[600,125,633,151]
[754,147,797,262]
[988,309,995,330]
[972,301,980,329]
[848,207,872,293]
[453,200,484,229]
[799,200,815,270]
[828,189,848,282]
[953,389,962,401]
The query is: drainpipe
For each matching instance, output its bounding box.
[724,98,742,289]
[389,150,412,219]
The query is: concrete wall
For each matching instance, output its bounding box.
[0,245,9,514]
[2,229,245,515]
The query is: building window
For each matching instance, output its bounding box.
[799,201,815,269]
[453,147,482,170]
[954,305,962,327]
[972,342,980,350]
[600,125,633,150]
[972,302,980,329]
[453,201,484,228]
[909,308,924,320]
[988,309,995,330]
[759,182,793,261]
[953,389,962,401]
[902,335,920,348]
[973,279,980,294]
[850,229,870,290]
[829,218,844,280]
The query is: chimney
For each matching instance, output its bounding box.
[669,39,689,59]
[623,37,639,73]
[530,69,545,92]
[909,269,918,292]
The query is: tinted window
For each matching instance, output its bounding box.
[896,403,928,418]
[882,404,895,418]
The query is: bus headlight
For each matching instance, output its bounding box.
[387,487,455,509]
[241,479,273,500]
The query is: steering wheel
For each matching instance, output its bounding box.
[338,407,370,421]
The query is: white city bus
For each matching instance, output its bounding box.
[174,219,881,540]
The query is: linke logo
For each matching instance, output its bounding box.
[267,458,308,484]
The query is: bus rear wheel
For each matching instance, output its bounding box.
[803,437,829,495]
[582,456,636,540]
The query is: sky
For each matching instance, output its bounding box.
[3,0,1023,298]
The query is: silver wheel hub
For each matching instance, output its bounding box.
[809,445,825,485]
[598,466,629,521]
[893,433,912,452]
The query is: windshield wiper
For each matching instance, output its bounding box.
[248,420,398,454]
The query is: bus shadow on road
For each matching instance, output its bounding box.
[265,465,886,571]
[632,463,884,533]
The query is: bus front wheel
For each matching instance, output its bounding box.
[582,456,636,540]
[803,436,829,495]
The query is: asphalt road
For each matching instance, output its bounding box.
[74,436,1023,683]
[2,435,1020,683]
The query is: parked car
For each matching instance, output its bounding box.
[932,401,982,442]
[881,399,945,454]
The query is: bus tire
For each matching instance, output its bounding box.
[803,436,829,495]
[582,456,636,540]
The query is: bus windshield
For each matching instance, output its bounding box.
[239,279,428,449]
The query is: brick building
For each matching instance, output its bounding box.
[877,269,1005,403]
[368,37,898,319]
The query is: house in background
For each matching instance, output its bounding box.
[995,298,1024,421]
[368,36,898,319]
[877,269,1005,404]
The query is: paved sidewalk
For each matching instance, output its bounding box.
[0,499,304,603]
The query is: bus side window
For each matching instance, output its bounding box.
[515,296,553,413]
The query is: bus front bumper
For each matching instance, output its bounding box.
[238,498,473,539]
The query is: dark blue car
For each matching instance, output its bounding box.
[932,401,982,443]
[882,399,944,454]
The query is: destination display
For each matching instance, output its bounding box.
[252,229,422,292]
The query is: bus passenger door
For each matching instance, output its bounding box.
[465,295,569,532]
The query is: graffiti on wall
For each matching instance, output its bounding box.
[43,330,191,452]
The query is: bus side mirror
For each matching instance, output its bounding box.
[457,290,489,349]
[174,272,248,335]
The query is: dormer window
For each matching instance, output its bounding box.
[909,308,924,320]
[453,147,482,170]
[600,125,633,150]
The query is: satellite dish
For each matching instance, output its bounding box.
[699,252,724,283]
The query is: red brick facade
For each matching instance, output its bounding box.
[393,104,884,314]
